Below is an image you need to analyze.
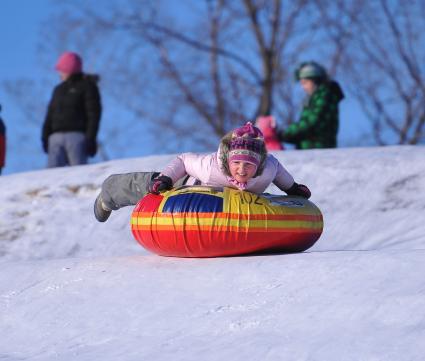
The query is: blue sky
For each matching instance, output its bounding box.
[1,0,51,78]
[0,0,371,175]
[0,0,54,174]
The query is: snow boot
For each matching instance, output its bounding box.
[94,194,112,222]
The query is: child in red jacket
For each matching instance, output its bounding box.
[0,105,6,175]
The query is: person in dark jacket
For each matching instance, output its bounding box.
[0,104,6,175]
[42,51,102,167]
[277,61,344,149]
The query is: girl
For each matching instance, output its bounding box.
[94,122,310,222]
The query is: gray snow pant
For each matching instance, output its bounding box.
[100,172,187,210]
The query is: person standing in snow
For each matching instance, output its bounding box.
[42,51,102,168]
[94,122,311,222]
[277,61,344,149]
[0,104,6,175]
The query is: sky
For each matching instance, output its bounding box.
[0,0,373,177]
[0,145,424,360]
[0,0,55,174]
[0,1,50,75]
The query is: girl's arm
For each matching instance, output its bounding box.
[273,162,311,198]
[161,153,210,184]
[270,157,295,191]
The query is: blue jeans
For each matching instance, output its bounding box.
[48,132,87,168]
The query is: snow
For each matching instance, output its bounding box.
[1,146,424,361]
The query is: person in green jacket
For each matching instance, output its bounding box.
[277,61,344,149]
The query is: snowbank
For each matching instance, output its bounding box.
[0,146,424,361]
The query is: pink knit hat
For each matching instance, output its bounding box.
[228,122,265,168]
[55,52,83,74]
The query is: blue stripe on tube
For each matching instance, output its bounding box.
[162,193,223,213]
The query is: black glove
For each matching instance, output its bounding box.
[86,138,97,157]
[42,138,48,153]
[148,175,173,194]
[285,182,311,199]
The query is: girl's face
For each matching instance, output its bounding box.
[229,161,257,183]
[300,78,317,95]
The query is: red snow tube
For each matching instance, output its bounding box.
[131,186,323,258]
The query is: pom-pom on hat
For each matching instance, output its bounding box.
[55,51,83,75]
[228,122,265,168]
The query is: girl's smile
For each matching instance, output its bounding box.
[229,161,257,183]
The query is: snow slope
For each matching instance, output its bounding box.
[1,146,424,361]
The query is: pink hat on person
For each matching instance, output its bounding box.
[256,115,284,151]
[228,122,265,168]
[55,52,83,74]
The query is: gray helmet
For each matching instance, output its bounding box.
[295,61,327,81]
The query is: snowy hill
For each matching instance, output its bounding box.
[1,146,424,361]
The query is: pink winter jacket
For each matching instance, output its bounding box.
[161,151,295,194]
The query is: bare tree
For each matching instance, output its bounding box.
[25,0,350,153]
[4,0,424,161]
[343,0,425,145]
[3,79,44,126]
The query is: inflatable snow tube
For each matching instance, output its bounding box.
[131,186,323,258]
